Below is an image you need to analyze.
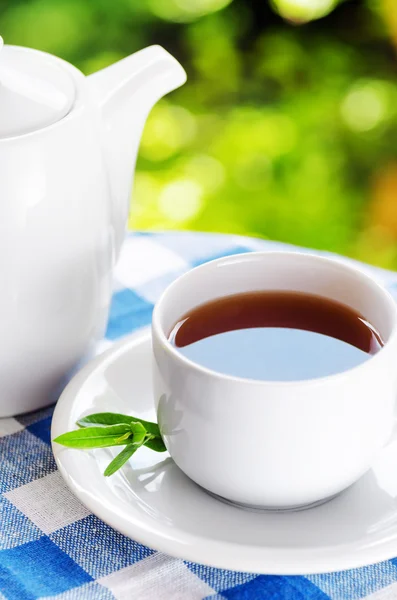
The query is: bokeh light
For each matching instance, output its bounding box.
[341,81,392,132]
[148,0,233,23]
[140,102,197,161]
[271,0,338,22]
[1,0,92,56]
[158,180,204,222]
[183,155,226,194]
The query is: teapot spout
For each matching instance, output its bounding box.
[88,46,186,254]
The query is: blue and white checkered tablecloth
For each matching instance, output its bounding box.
[3,231,397,600]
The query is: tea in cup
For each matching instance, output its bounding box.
[152,252,397,510]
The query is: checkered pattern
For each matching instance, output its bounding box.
[2,231,397,600]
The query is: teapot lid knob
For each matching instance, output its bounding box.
[0,37,75,140]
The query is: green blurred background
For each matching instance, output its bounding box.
[2,0,397,267]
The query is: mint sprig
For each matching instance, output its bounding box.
[53,412,166,476]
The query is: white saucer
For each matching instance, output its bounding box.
[52,329,397,575]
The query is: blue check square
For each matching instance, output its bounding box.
[221,575,330,599]
[187,562,257,592]
[0,430,56,494]
[50,514,154,578]
[27,416,52,446]
[105,289,153,340]
[310,561,397,599]
[0,496,40,550]
[0,536,92,600]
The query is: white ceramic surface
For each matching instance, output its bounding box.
[52,330,397,574]
[0,40,186,416]
[152,252,397,509]
[0,43,75,138]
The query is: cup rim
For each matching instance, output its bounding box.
[152,251,397,387]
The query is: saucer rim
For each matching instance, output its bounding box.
[52,329,397,575]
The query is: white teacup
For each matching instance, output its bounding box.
[152,252,397,510]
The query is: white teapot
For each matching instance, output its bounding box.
[0,37,186,416]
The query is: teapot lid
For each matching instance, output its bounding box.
[0,37,75,139]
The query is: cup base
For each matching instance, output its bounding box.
[206,490,340,512]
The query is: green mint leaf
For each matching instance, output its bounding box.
[77,412,160,437]
[130,422,147,445]
[77,413,134,427]
[104,443,141,476]
[143,436,167,453]
[53,424,132,449]
[113,422,147,445]
[115,432,133,444]
[129,417,160,437]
